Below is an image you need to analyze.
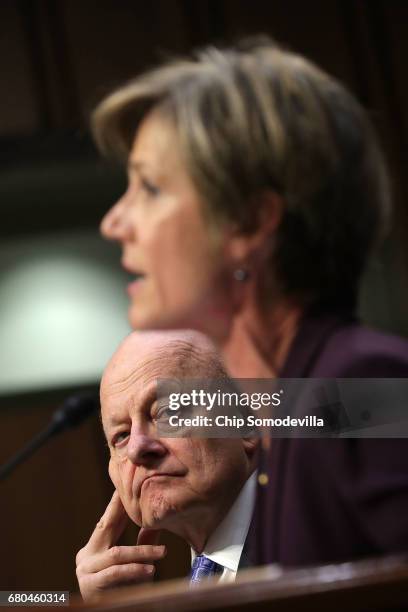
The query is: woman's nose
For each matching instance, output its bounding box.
[100,199,134,242]
[127,432,167,466]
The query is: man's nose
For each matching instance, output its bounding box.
[127,429,167,466]
[100,198,134,242]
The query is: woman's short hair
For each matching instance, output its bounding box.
[92,36,391,313]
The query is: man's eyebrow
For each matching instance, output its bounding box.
[100,384,159,430]
[140,384,159,414]
[99,413,125,442]
[98,411,108,442]
[104,414,126,427]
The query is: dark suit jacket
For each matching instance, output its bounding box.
[243,311,408,568]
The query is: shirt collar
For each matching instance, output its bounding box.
[191,471,257,573]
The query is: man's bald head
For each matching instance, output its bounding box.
[101,329,226,401]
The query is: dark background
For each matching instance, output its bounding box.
[0,0,407,594]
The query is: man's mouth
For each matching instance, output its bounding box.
[137,473,180,497]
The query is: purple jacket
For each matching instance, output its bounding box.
[243,312,408,568]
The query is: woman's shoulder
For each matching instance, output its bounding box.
[315,321,408,377]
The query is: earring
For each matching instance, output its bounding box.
[233,268,250,282]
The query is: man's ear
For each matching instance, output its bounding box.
[224,191,283,263]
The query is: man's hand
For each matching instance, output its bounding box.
[76,491,166,602]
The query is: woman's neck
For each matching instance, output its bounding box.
[220,297,303,378]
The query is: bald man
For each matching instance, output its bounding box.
[76,331,258,602]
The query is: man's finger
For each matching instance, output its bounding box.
[77,544,167,574]
[137,528,162,547]
[87,491,129,552]
[93,563,156,591]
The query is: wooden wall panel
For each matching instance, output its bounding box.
[60,0,191,118]
[0,393,110,591]
[0,0,39,133]
[221,0,358,82]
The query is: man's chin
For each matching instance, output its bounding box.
[139,497,179,529]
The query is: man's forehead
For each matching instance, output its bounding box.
[102,331,215,384]
[100,330,219,419]
[101,344,184,394]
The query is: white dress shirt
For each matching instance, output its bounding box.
[191,471,257,583]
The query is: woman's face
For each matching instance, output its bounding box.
[100,111,235,334]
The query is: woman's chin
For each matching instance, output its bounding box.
[128,304,159,330]
[128,303,190,332]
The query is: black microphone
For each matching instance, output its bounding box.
[0,393,99,482]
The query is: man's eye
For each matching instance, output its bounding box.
[155,406,174,422]
[112,431,130,447]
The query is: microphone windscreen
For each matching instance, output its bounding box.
[51,393,100,432]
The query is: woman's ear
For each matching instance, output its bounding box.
[224,191,283,263]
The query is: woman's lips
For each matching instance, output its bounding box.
[121,260,146,296]
[126,275,146,297]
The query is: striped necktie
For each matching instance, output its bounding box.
[190,555,223,585]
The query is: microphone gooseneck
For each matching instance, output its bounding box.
[0,393,99,482]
